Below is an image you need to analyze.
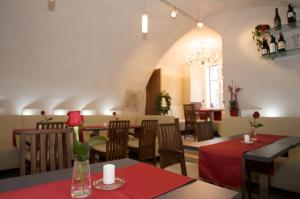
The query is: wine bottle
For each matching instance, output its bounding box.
[269,35,277,54]
[261,38,269,56]
[274,8,282,30]
[287,4,296,24]
[278,33,286,52]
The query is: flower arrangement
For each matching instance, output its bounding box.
[252,24,270,51]
[68,111,109,198]
[249,111,263,129]
[40,110,53,122]
[67,111,108,161]
[156,90,171,115]
[228,82,241,116]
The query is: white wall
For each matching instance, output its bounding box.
[157,5,300,118]
[206,6,300,117]
[0,0,194,115]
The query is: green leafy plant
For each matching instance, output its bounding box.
[252,24,270,51]
[156,90,171,115]
[228,83,241,111]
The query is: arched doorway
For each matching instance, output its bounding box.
[155,26,223,119]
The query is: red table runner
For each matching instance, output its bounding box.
[198,134,285,187]
[0,163,193,199]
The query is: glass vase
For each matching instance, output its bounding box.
[71,160,91,198]
[250,128,257,141]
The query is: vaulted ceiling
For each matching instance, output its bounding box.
[0,0,298,115]
[168,0,300,21]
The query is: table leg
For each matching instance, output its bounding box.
[259,174,269,199]
[242,158,250,199]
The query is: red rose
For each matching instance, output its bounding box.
[67,111,84,127]
[253,111,260,119]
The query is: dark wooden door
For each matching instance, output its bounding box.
[145,69,161,115]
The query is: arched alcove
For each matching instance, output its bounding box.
[156,26,223,118]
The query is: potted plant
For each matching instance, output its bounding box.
[228,82,241,117]
[252,24,270,51]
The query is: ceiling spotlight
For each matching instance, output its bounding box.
[171,9,177,18]
[141,0,148,34]
[197,21,204,28]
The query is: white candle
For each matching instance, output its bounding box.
[244,134,250,143]
[103,164,115,185]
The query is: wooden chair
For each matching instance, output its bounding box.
[195,121,214,141]
[18,129,72,176]
[36,122,67,130]
[31,122,68,163]
[183,104,213,141]
[92,120,130,161]
[183,104,197,140]
[157,119,187,176]
[128,120,158,165]
[157,119,198,178]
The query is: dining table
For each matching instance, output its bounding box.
[183,134,300,199]
[195,109,224,121]
[0,158,240,199]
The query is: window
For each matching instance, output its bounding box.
[205,64,224,108]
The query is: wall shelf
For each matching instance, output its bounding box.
[263,47,300,59]
[261,21,300,59]
[269,21,300,34]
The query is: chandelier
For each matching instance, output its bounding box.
[186,43,221,67]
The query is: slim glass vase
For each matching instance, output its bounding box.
[71,160,91,198]
[250,128,257,141]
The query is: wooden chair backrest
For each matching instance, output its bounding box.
[183,104,197,123]
[157,119,187,175]
[19,129,72,176]
[138,120,158,161]
[106,120,130,161]
[36,122,67,130]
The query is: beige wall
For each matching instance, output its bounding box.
[219,117,300,137]
[161,70,183,118]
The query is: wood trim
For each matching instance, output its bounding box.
[146,69,161,115]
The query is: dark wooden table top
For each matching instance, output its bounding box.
[0,158,240,199]
[244,136,300,163]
